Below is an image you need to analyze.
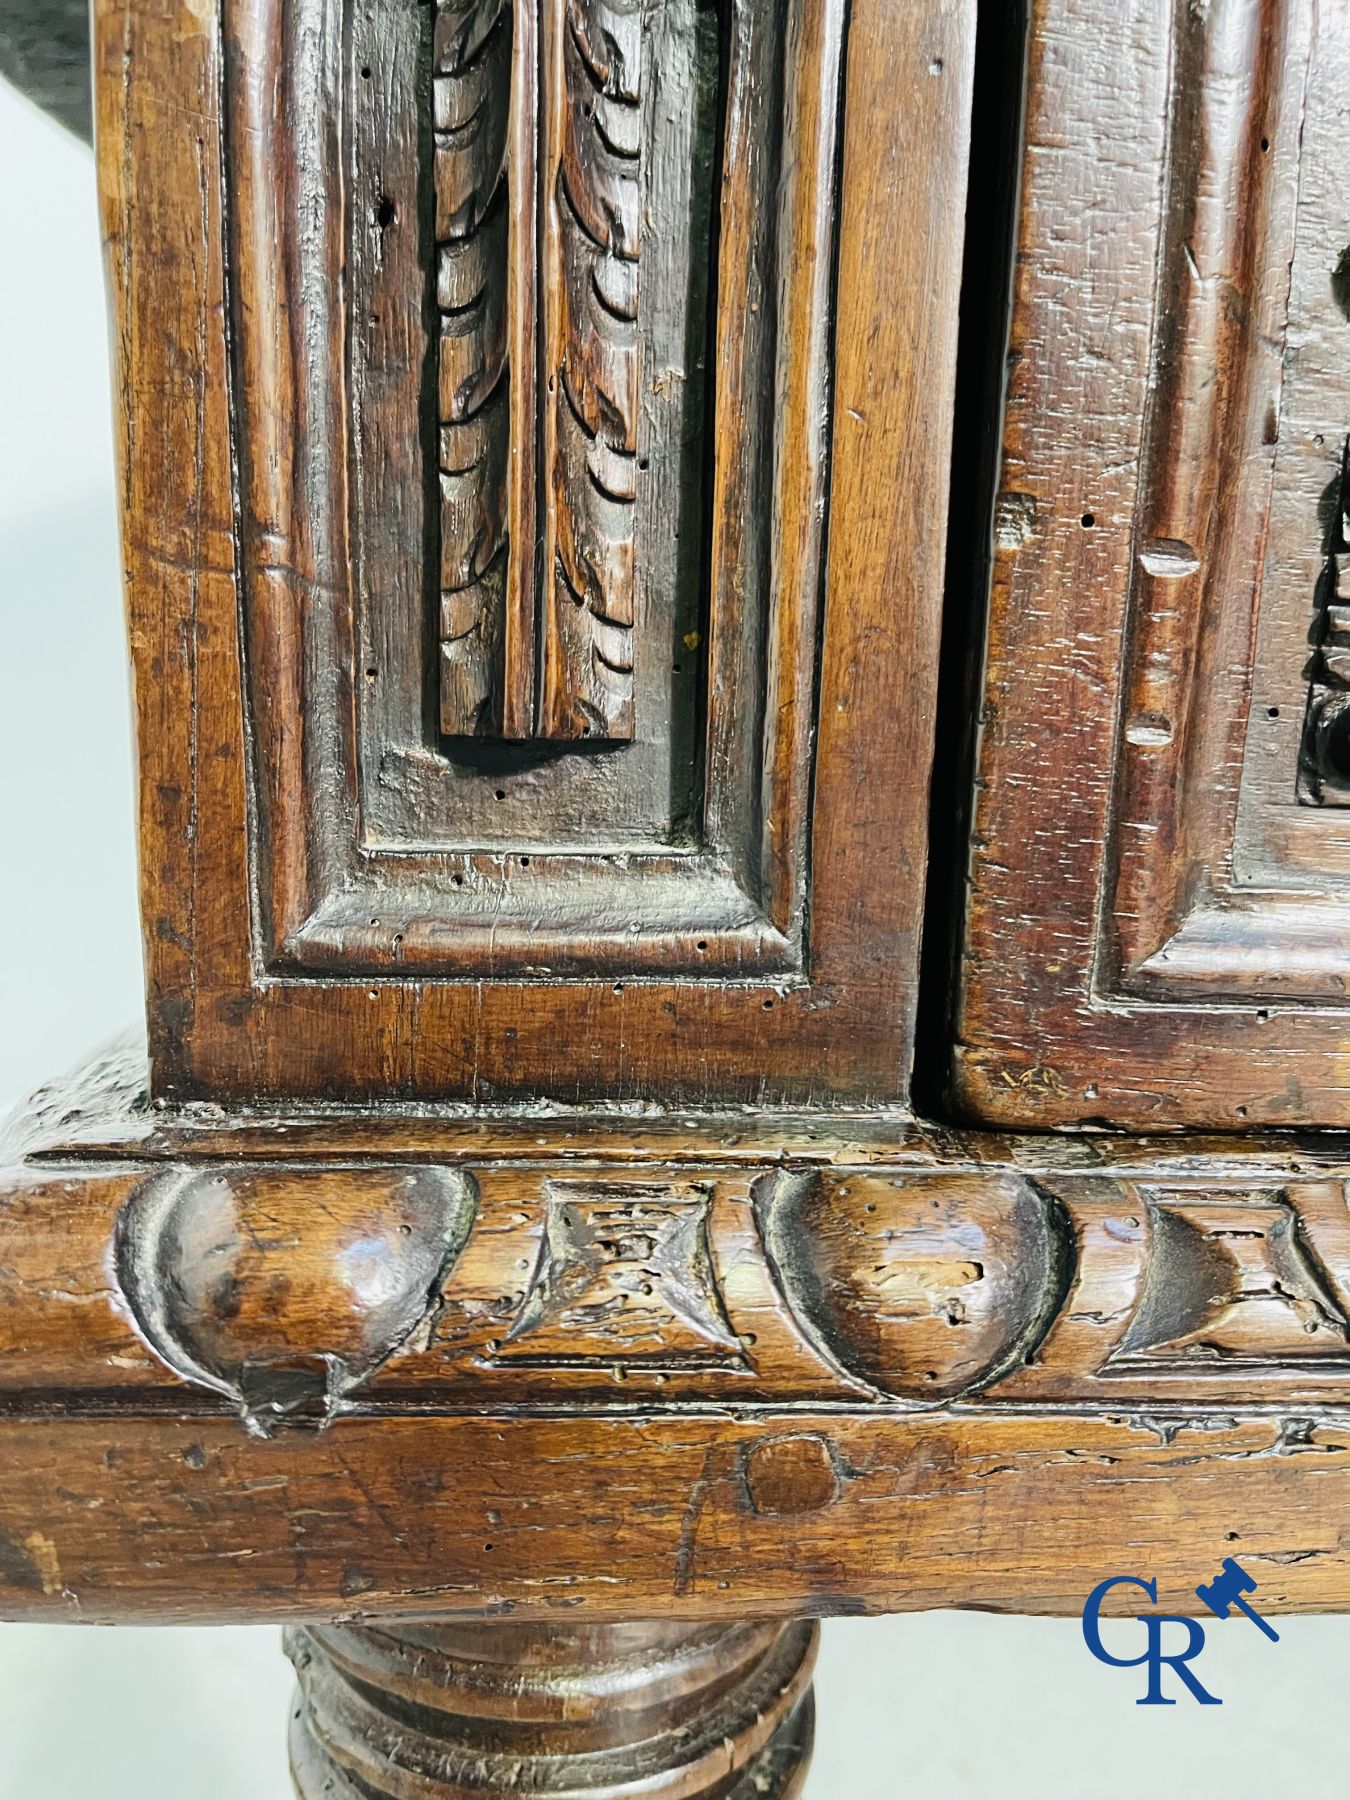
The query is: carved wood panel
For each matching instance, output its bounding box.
[99,1161,1350,1416]
[1297,438,1350,805]
[13,1051,1350,1627]
[112,0,975,1102]
[540,0,640,741]
[14,1042,1350,1426]
[953,0,1350,1129]
[433,0,641,742]
[352,0,702,843]
[10,1046,1350,1621]
[434,0,516,736]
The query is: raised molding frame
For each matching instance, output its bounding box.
[227,0,838,979]
[7,1039,1350,1621]
[954,0,1350,1129]
[110,0,975,1102]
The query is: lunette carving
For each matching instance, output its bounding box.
[51,1161,1350,1423]
[995,1180,1350,1401]
[753,1171,1069,1401]
[115,1166,479,1435]
[1113,1196,1349,1364]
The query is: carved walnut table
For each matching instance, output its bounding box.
[4,0,1350,1793]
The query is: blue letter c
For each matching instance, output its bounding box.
[1082,1574,1158,1667]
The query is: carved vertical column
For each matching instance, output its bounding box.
[1299,436,1350,804]
[287,1617,817,1800]
[539,0,641,740]
[435,0,519,737]
[435,0,642,741]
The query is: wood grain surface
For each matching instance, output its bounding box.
[100,0,975,1104]
[6,1043,1350,1623]
[953,0,1350,1129]
[434,0,515,735]
[5,1410,1349,1625]
[288,1619,816,1799]
[46,0,1350,1733]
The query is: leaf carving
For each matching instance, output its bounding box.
[436,0,513,736]
[541,0,641,739]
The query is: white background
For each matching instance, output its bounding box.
[0,77,1346,1799]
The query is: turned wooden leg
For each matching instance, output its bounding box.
[285,1618,817,1800]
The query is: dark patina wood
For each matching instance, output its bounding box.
[6,0,1350,1794]
[287,1620,816,1800]
[6,1039,1350,1629]
[103,0,972,1103]
[952,0,1350,1129]
[432,0,646,742]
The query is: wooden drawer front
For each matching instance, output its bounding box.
[954,0,1350,1129]
[106,0,974,1103]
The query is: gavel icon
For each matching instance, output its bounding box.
[1194,1557,1280,1642]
